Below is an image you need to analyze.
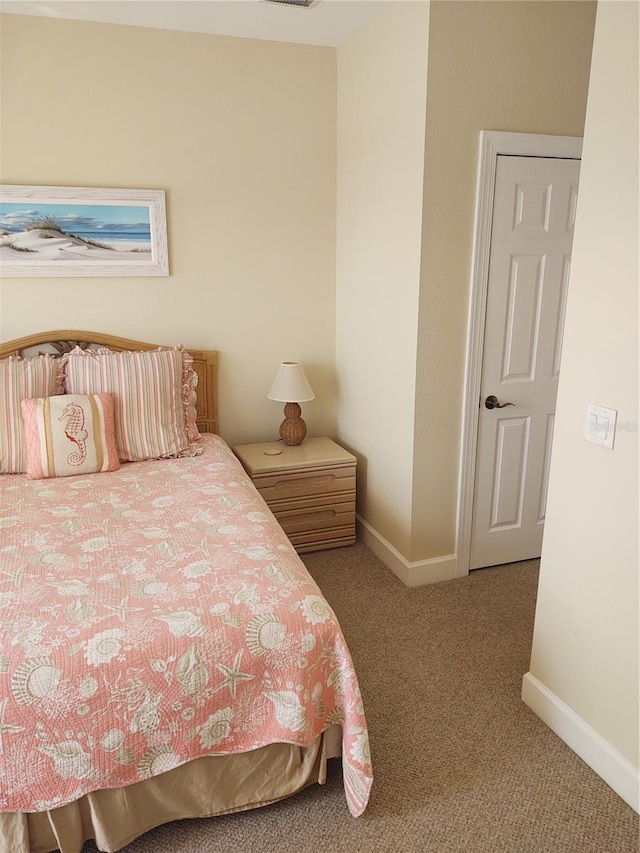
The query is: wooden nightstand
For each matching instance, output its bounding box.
[233,437,356,554]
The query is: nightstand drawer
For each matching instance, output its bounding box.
[253,466,355,503]
[288,528,356,553]
[272,501,355,536]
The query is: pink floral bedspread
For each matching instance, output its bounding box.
[0,434,372,816]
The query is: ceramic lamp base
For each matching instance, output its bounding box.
[279,402,307,446]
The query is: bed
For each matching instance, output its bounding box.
[0,331,372,853]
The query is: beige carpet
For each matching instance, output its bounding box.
[101,541,638,852]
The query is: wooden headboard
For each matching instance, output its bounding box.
[0,330,218,435]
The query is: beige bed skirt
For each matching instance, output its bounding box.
[1,726,342,853]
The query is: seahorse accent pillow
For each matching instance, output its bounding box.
[21,393,120,479]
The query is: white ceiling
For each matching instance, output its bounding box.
[0,0,393,47]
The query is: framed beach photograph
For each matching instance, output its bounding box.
[0,185,169,277]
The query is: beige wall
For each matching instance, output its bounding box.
[413,1,596,561]
[1,4,599,570]
[336,1,430,556]
[0,14,337,446]
[528,0,639,778]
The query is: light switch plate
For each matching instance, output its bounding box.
[585,404,617,450]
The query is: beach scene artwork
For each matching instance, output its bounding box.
[0,202,153,262]
[0,186,168,276]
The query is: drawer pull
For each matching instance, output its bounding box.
[280,509,337,523]
[273,474,336,491]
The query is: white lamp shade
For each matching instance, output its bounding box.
[267,362,315,403]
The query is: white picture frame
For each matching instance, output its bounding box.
[0,185,169,277]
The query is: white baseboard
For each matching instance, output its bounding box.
[522,672,639,813]
[356,516,458,587]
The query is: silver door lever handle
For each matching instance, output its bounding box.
[484,395,515,410]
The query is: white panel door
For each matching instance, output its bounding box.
[469,155,580,570]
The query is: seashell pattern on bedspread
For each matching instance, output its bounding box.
[0,434,372,816]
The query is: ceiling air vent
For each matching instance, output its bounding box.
[264,0,318,8]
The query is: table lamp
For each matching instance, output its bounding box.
[267,362,315,446]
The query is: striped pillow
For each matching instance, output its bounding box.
[21,393,120,479]
[60,347,199,462]
[0,354,62,474]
